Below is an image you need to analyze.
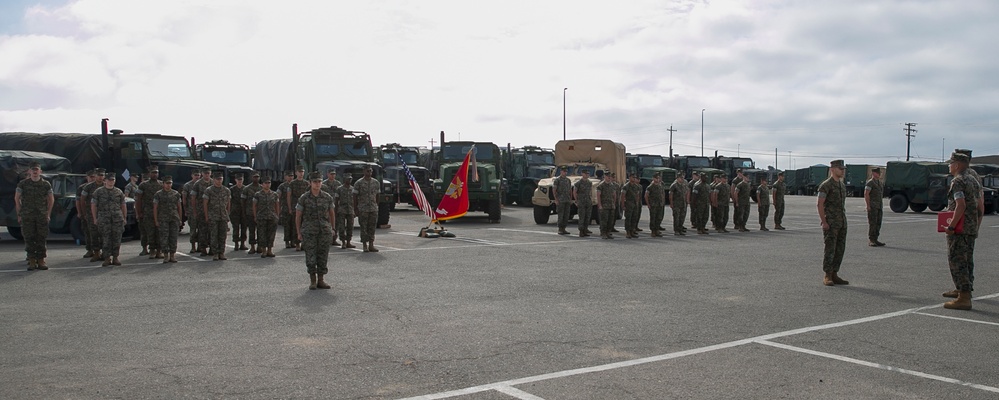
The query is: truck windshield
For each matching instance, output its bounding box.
[442,145,497,162]
[204,149,249,165]
[382,151,419,165]
[688,157,709,168]
[637,156,664,167]
[146,138,192,159]
[315,141,370,157]
[735,158,755,168]
[526,152,554,165]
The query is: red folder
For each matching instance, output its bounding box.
[937,211,964,234]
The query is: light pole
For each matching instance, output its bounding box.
[563,88,568,141]
[700,108,705,156]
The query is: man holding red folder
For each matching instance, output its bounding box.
[941,152,984,310]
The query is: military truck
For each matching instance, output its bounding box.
[844,164,881,197]
[252,138,296,185]
[194,139,255,182]
[503,145,556,206]
[667,155,725,182]
[0,150,137,242]
[532,139,626,224]
[790,165,829,195]
[968,164,999,215]
[430,138,503,222]
[376,143,433,210]
[885,161,949,213]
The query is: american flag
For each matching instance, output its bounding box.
[400,158,435,221]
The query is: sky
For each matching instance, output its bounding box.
[1,0,997,169]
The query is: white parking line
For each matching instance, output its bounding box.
[494,385,546,400]
[913,312,999,327]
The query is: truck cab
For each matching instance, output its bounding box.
[431,141,503,222]
[503,145,556,206]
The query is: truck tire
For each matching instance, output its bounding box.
[7,226,23,240]
[533,206,550,224]
[929,203,946,212]
[487,199,501,222]
[889,194,908,213]
[909,203,927,213]
[377,203,391,226]
[70,216,86,244]
[519,184,536,207]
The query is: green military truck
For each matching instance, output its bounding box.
[194,139,255,183]
[790,165,829,195]
[968,164,999,215]
[844,164,881,197]
[885,161,950,213]
[532,139,627,224]
[376,143,433,211]
[503,145,556,206]
[627,153,678,204]
[430,140,503,222]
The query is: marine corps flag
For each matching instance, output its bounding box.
[434,146,474,221]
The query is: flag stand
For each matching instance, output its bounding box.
[419,221,455,238]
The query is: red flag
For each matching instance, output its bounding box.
[434,147,472,221]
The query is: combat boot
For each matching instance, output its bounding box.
[344,241,356,249]
[362,242,370,252]
[261,248,268,258]
[332,238,340,247]
[212,254,219,261]
[831,272,849,285]
[760,226,769,231]
[84,250,93,258]
[942,289,959,298]
[102,257,112,267]
[27,258,37,271]
[190,244,198,253]
[635,227,643,232]
[309,274,318,290]
[296,243,302,251]
[557,229,570,235]
[90,251,103,262]
[775,225,785,230]
[316,274,331,289]
[368,241,379,252]
[943,291,972,310]
[149,250,157,259]
[200,248,209,257]
[823,273,834,286]
[139,246,148,256]
[170,253,178,263]
[219,252,227,260]
[36,258,48,270]
[267,248,276,257]
[248,244,256,254]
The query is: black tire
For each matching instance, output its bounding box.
[70,216,86,244]
[909,203,927,213]
[889,194,909,213]
[929,203,946,212]
[533,205,550,224]
[7,226,23,240]
[377,202,391,226]
[519,183,536,207]
[487,199,501,222]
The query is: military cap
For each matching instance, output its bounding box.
[284,170,294,176]
[95,168,106,174]
[559,165,568,171]
[698,172,707,177]
[871,167,881,173]
[87,169,97,176]
[251,172,260,177]
[327,169,337,175]
[162,175,173,183]
[948,152,970,164]
[955,149,972,157]
[201,167,212,173]
[580,169,590,175]
[233,173,244,180]
[295,165,305,172]
[104,173,116,180]
[147,165,159,172]
[213,171,225,179]
[308,172,323,181]
[830,160,845,169]
[28,161,41,169]
[609,172,616,177]
[652,172,661,178]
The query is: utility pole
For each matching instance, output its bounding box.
[429,138,436,148]
[667,125,677,162]
[904,122,917,161]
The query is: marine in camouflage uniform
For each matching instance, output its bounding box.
[354,166,381,252]
[253,180,280,257]
[817,160,849,286]
[321,170,342,246]
[193,168,214,255]
[242,173,263,253]
[334,177,356,248]
[773,172,786,230]
[229,174,248,251]
[733,173,751,232]
[692,173,711,234]
[182,170,202,253]
[552,167,572,235]
[644,174,666,237]
[756,177,771,231]
[276,171,295,248]
[135,166,162,258]
[16,162,55,270]
[203,172,232,260]
[91,173,126,267]
[621,175,643,238]
[153,176,182,263]
[297,172,336,290]
[81,169,106,261]
[287,167,310,250]
[687,175,700,230]
[124,175,140,199]
[864,168,885,246]
[714,176,731,233]
[668,175,688,235]
[941,152,983,310]
[596,174,617,239]
[572,170,593,237]
[77,171,96,258]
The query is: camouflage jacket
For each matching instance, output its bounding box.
[229,184,246,218]
[335,185,355,214]
[253,190,279,221]
[203,185,231,222]
[16,178,52,218]
[669,181,687,207]
[646,181,666,206]
[124,182,139,199]
[182,179,198,217]
[322,178,341,197]
[153,189,182,223]
[353,177,380,213]
[622,181,642,208]
[596,181,617,209]
[948,170,982,237]
[297,190,335,229]
[552,175,572,202]
[241,182,262,216]
[288,179,310,211]
[276,181,292,213]
[91,186,125,223]
[693,180,711,206]
[818,177,847,229]
[715,182,730,205]
[192,178,212,215]
[773,180,786,202]
[734,180,751,204]
[865,178,883,207]
[573,178,592,206]
[757,183,770,206]
[136,178,161,215]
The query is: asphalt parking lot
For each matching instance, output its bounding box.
[1,196,997,399]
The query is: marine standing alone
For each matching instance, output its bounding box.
[772,172,786,230]
[296,172,336,290]
[865,167,885,247]
[16,162,55,271]
[817,160,849,286]
[354,166,381,252]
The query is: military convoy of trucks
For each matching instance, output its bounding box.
[376,143,433,211]
[532,139,627,224]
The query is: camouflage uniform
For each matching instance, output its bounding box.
[335,183,355,243]
[91,185,125,259]
[297,190,335,274]
[77,176,93,253]
[709,180,721,229]
[946,170,981,293]
[287,178,310,246]
[692,179,711,232]
[229,183,247,246]
[865,177,884,242]
[242,180,262,249]
[734,179,751,229]
[182,177,200,249]
[687,178,699,228]
[818,176,847,273]
[81,179,104,254]
[715,181,730,230]
[646,180,666,233]
[124,180,139,199]
[136,175,162,253]
[773,179,786,227]
[253,189,280,249]
[354,176,380,245]
[322,176,342,241]
[154,188,182,254]
[573,177,593,234]
[277,179,294,246]
[621,181,643,235]
[203,184,231,257]
[596,180,617,237]
[17,177,53,262]
[669,180,688,234]
[193,176,213,252]
[757,182,770,229]
[552,174,572,232]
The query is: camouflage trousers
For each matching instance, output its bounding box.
[302,222,333,275]
[358,211,377,243]
[711,205,719,229]
[158,220,179,253]
[337,212,354,242]
[822,225,847,273]
[694,203,710,230]
[287,212,301,246]
[198,217,211,252]
[282,212,295,244]
[21,215,49,259]
[576,202,592,233]
[141,213,159,251]
[946,234,976,292]
[86,217,103,252]
[648,204,664,231]
[556,201,571,230]
[188,210,199,246]
[245,218,257,246]
[98,218,123,258]
[230,213,247,243]
[758,204,770,227]
[672,204,687,233]
[256,218,277,248]
[773,200,785,226]
[208,219,228,255]
[599,208,616,235]
[736,203,751,228]
[623,205,641,233]
[689,203,699,229]
[867,207,882,241]
[81,215,92,250]
[716,203,730,229]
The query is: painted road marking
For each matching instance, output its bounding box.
[913,311,999,327]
